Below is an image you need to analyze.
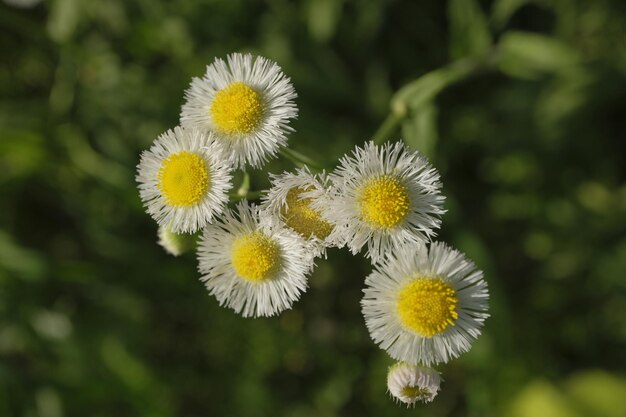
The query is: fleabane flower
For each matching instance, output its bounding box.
[181,53,297,169]
[317,141,444,263]
[260,167,336,257]
[136,126,232,233]
[197,201,314,318]
[362,242,489,366]
[387,362,442,405]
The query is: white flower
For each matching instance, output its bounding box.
[197,201,314,318]
[157,225,197,256]
[387,362,442,405]
[136,126,232,233]
[362,242,489,366]
[260,167,336,257]
[316,141,445,264]
[180,53,297,169]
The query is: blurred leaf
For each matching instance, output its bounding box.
[565,370,626,417]
[524,231,553,260]
[0,129,46,181]
[448,0,492,59]
[58,124,130,188]
[47,0,80,43]
[31,310,73,341]
[491,0,533,29]
[306,0,343,43]
[101,337,151,391]
[509,380,581,417]
[480,152,539,186]
[535,70,592,138]
[401,102,438,158]
[577,181,613,214]
[489,192,541,219]
[35,387,63,417]
[0,230,45,281]
[392,59,481,110]
[49,49,77,115]
[498,31,580,79]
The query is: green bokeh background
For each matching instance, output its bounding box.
[1,0,625,416]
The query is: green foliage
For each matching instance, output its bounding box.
[401,102,438,159]
[1,0,625,416]
[448,0,491,59]
[508,371,626,417]
[498,31,579,78]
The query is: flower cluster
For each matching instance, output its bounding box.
[136,52,489,406]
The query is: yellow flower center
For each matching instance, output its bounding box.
[281,187,334,240]
[400,386,431,400]
[158,151,210,207]
[210,81,264,135]
[396,277,459,338]
[231,232,280,282]
[358,175,410,229]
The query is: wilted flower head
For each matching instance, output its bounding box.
[387,362,442,405]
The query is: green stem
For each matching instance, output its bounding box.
[229,190,264,201]
[229,171,264,201]
[373,49,500,145]
[237,171,250,197]
[279,148,323,170]
[372,110,405,145]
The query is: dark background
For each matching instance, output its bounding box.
[1,0,625,416]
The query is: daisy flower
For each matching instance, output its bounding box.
[260,167,336,257]
[317,141,444,263]
[361,242,489,366]
[387,362,442,405]
[180,53,297,169]
[197,201,314,318]
[136,126,232,233]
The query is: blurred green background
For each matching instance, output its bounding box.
[1,0,626,416]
